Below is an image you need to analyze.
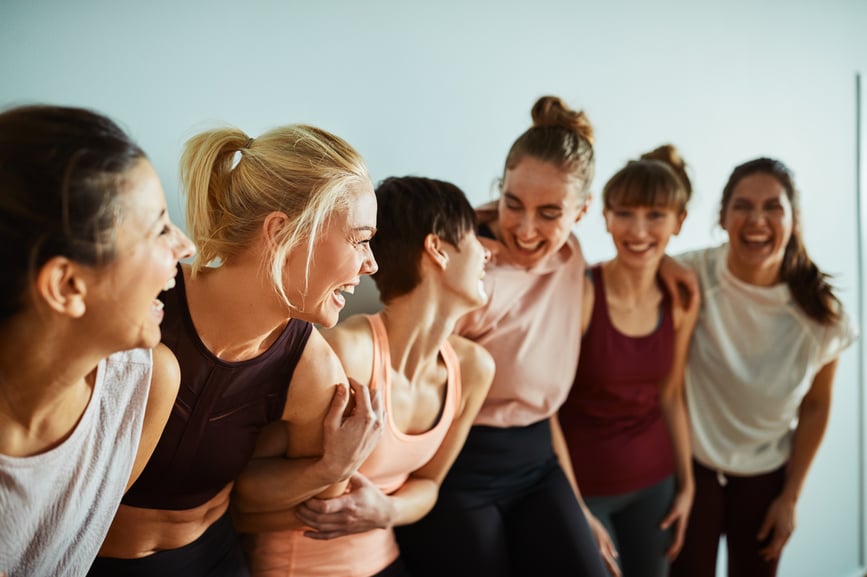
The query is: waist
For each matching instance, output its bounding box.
[246,527,399,576]
[97,483,232,558]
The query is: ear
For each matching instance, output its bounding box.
[575,194,592,223]
[423,233,448,270]
[262,211,290,250]
[36,256,88,318]
[674,210,687,235]
[603,208,613,234]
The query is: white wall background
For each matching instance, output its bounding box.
[2,1,865,575]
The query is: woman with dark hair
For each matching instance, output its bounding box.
[234,175,495,577]
[0,104,195,576]
[670,158,857,577]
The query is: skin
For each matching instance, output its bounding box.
[97,181,385,558]
[598,202,697,561]
[721,171,834,562]
[0,156,194,488]
[233,228,495,544]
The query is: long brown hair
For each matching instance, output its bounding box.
[719,157,840,324]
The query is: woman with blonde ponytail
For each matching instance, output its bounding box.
[670,158,857,577]
[88,123,384,577]
[559,144,699,577]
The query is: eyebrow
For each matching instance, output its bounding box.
[503,192,564,211]
[151,208,168,229]
[352,225,377,235]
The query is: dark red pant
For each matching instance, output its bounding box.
[670,459,786,577]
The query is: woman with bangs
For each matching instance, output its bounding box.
[558,145,698,577]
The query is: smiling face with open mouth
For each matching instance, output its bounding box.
[496,157,589,270]
[721,172,794,286]
[284,180,379,328]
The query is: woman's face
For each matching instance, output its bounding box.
[285,180,379,328]
[604,204,684,270]
[440,230,491,310]
[721,172,794,286]
[497,157,589,269]
[87,159,195,350]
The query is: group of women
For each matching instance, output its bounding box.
[0,95,856,577]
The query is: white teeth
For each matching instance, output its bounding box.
[516,239,540,250]
[341,285,355,295]
[744,234,769,243]
[164,277,176,291]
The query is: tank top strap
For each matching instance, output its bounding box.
[364,313,391,395]
[438,338,461,418]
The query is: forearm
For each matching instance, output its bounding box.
[660,395,694,494]
[231,503,307,533]
[234,455,345,513]
[388,477,440,526]
[780,403,830,504]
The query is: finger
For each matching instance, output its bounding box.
[303,529,349,541]
[659,510,676,530]
[324,383,350,428]
[347,377,374,416]
[665,522,686,560]
[603,554,622,577]
[756,516,772,541]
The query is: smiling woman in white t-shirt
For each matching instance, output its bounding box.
[671,157,858,577]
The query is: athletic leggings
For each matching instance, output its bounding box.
[585,475,675,577]
[670,459,786,577]
[86,510,250,577]
[395,420,608,577]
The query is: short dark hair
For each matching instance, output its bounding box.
[372,176,476,303]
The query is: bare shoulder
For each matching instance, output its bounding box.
[128,343,180,489]
[317,314,374,383]
[149,343,181,411]
[447,334,495,398]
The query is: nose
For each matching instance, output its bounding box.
[748,208,767,225]
[172,223,196,260]
[361,245,378,276]
[517,212,536,239]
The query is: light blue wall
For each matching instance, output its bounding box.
[3,1,866,575]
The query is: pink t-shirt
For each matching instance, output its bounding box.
[456,204,586,427]
[246,314,461,577]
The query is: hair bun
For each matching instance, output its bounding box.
[640,144,691,196]
[531,95,594,145]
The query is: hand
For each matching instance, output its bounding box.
[586,512,621,577]
[757,496,796,561]
[296,472,394,540]
[659,255,700,312]
[660,486,694,560]
[319,378,383,483]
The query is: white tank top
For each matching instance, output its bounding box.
[0,348,152,577]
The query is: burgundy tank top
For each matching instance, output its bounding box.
[122,265,312,510]
[559,265,676,496]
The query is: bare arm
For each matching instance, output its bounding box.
[127,343,180,491]
[757,359,839,561]
[231,329,383,530]
[296,335,496,540]
[658,255,700,311]
[658,294,699,559]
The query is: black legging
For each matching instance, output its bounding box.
[87,510,250,577]
[395,420,608,577]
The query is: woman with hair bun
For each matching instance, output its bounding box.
[559,144,699,577]
[88,123,384,577]
[396,97,696,577]
[670,158,857,577]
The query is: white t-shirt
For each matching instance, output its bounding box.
[680,245,857,475]
[0,348,152,577]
